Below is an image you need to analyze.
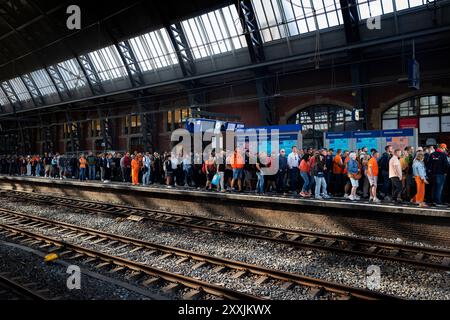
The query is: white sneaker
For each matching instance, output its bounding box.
[355,195,361,200]
[344,194,349,199]
[349,195,356,201]
[315,195,323,200]
[373,198,381,203]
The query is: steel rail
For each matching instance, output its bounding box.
[0,207,399,300]
[3,190,450,272]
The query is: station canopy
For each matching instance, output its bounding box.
[0,0,433,111]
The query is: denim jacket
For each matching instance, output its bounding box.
[412,160,426,179]
[347,159,359,174]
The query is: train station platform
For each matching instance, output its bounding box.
[1,175,450,246]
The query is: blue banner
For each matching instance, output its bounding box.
[382,128,414,137]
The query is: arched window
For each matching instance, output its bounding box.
[382,94,450,145]
[287,104,363,148]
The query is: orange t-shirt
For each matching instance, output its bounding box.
[299,159,310,172]
[333,155,343,174]
[367,157,379,177]
[79,158,87,169]
[230,152,244,169]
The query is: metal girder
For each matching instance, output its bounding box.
[166,23,196,77]
[39,113,54,154]
[77,55,104,96]
[96,106,114,151]
[340,0,360,43]
[340,0,366,129]
[20,73,45,106]
[165,22,203,112]
[46,65,71,99]
[137,98,155,152]
[17,121,32,155]
[64,109,80,154]
[0,80,22,112]
[237,0,265,63]
[237,0,273,125]
[115,40,144,87]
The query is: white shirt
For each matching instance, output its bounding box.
[287,152,299,169]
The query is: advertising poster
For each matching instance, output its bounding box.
[329,138,350,151]
[386,137,409,150]
[356,137,378,152]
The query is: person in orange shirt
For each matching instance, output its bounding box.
[367,151,380,203]
[332,149,344,196]
[79,155,87,181]
[131,155,139,186]
[230,147,244,192]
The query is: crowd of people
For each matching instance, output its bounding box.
[0,142,449,207]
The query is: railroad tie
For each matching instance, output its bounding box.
[157,253,173,261]
[95,262,111,269]
[212,265,227,273]
[175,257,190,265]
[288,234,300,241]
[280,281,294,290]
[231,270,247,279]
[442,257,450,267]
[308,286,325,299]
[162,283,181,293]
[191,261,207,270]
[129,246,143,253]
[183,289,203,300]
[389,249,400,257]
[255,276,269,285]
[109,266,126,274]
[141,277,162,287]
[91,238,108,245]
[367,246,378,254]
[414,253,424,261]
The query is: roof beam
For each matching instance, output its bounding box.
[20,73,45,106]
[236,0,273,125]
[1,24,449,118]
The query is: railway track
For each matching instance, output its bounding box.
[0,272,48,300]
[0,206,398,300]
[2,189,450,272]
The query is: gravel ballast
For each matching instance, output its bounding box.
[0,198,449,300]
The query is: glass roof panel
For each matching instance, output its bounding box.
[253,0,344,42]
[128,28,178,72]
[56,58,87,90]
[181,5,246,59]
[357,0,426,17]
[30,69,58,96]
[9,78,32,102]
[0,87,10,106]
[88,45,128,82]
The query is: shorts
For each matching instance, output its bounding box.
[350,178,359,188]
[368,175,378,187]
[232,168,243,180]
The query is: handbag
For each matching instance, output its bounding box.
[353,172,362,180]
[211,173,220,186]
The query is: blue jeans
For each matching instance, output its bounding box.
[89,165,96,180]
[300,172,310,193]
[79,168,86,181]
[314,176,328,197]
[433,174,446,205]
[256,172,264,193]
[143,169,151,185]
[35,164,41,177]
[289,168,298,191]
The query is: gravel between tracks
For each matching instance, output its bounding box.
[0,239,154,300]
[0,198,449,300]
